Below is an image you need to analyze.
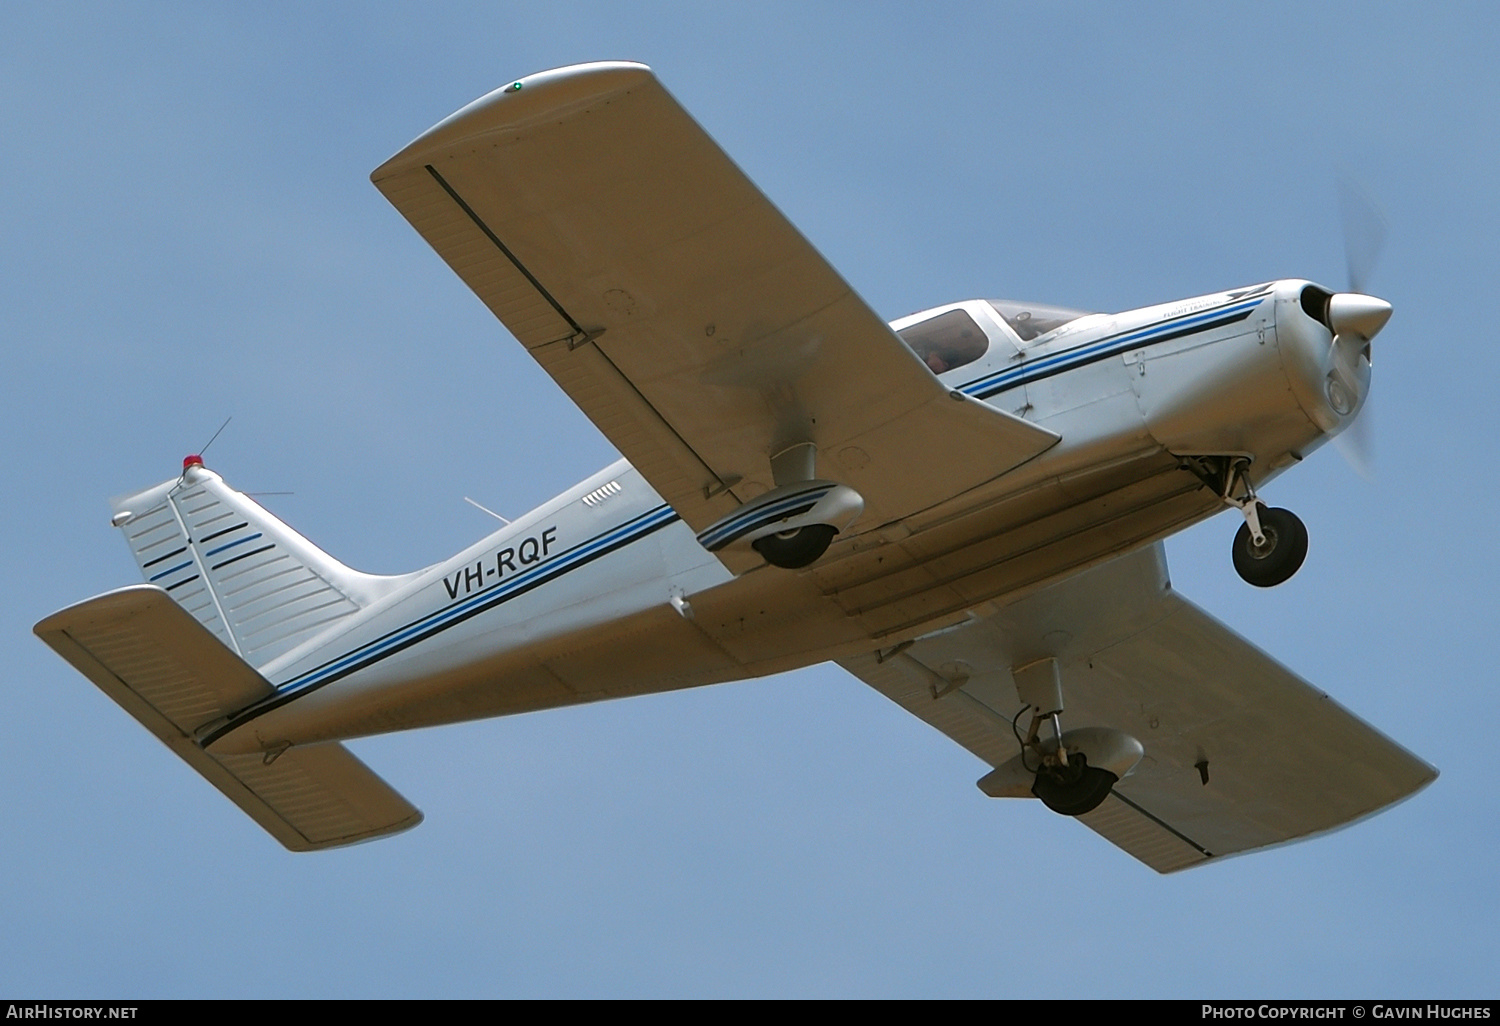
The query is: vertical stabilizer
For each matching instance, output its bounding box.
[110,459,407,670]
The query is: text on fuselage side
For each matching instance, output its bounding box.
[443,526,558,601]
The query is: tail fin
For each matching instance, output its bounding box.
[110,458,408,670]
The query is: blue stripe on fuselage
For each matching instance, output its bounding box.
[961,297,1264,401]
[199,502,681,745]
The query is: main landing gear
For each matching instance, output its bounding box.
[1012,660,1127,816]
[1183,456,1308,588]
[752,524,837,569]
[1015,709,1119,816]
[1030,749,1118,816]
[976,659,1145,813]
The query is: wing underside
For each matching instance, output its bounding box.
[840,545,1435,872]
[372,63,1057,561]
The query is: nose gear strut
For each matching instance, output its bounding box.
[1181,455,1309,588]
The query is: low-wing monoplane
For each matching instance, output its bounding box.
[35,63,1433,871]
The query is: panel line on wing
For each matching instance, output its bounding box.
[534,331,741,501]
[423,164,586,343]
[422,162,737,500]
[1108,789,1215,858]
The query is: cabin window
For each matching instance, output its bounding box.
[987,300,1091,342]
[898,309,990,374]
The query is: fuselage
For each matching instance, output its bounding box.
[207,278,1354,755]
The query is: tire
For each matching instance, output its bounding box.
[751,524,837,569]
[1030,755,1118,816]
[1232,506,1308,588]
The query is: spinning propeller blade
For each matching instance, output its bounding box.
[1330,179,1390,477]
[1339,178,1388,297]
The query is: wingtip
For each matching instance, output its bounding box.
[372,61,657,182]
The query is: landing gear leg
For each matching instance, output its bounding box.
[1013,659,1117,816]
[1183,456,1309,588]
[1018,710,1117,816]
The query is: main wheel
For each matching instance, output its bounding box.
[752,524,837,569]
[1031,754,1118,816]
[1232,505,1308,588]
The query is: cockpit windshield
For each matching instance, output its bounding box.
[897,308,990,375]
[987,300,1093,342]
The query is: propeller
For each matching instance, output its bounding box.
[1330,179,1389,477]
[1339,178,1387,296]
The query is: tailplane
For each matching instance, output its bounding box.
[110,457,409,670]
[35,586,421,850]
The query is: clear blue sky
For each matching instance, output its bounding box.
[4,2,1496,997]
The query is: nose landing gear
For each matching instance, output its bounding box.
[1231,504,1308,588]
[1182,455,1308,588]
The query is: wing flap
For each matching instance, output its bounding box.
[1077,792,1212,874]
[838,647,1015,769]
[373,62,1058,541]
[35,586,421,851]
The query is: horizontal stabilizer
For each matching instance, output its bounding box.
[35,586,421,851]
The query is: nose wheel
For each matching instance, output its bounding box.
[1232,504,1308,588]
[1181,455,1310,588]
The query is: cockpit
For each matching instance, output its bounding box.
[897,309,990,374]
[896,300,1093,375]
[985,300,1093,342]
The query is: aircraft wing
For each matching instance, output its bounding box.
[371,63,1058,562]
[839,544,1436,872]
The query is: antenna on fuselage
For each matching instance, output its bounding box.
[198,416,233,459]
[464,496,511,525]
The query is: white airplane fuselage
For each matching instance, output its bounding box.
[203,277,1354,757]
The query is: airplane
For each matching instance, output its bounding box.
[34,61,1434,872]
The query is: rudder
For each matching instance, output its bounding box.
[110,457,409,671]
